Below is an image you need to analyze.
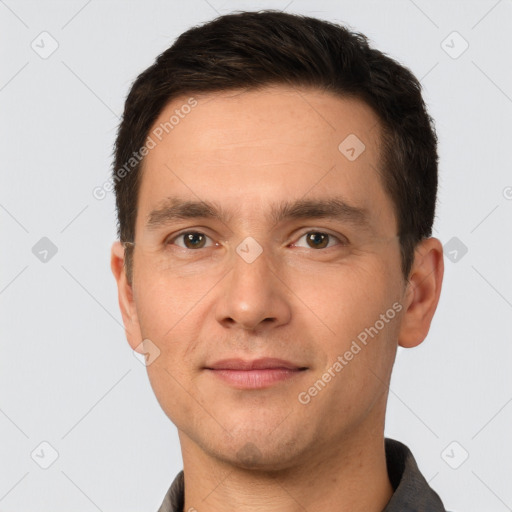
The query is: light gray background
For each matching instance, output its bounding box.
[1,0,511,511]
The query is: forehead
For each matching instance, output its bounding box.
[147,85,381,160]
[136,85,394,234]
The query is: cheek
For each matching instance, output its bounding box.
[293,257,402,393]
[133,262,212,339]
[294,260,397,336]
[131,281,197,394]
[136,275,205,426]
[146,361,197,430]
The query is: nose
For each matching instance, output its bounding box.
[214,246,292,332]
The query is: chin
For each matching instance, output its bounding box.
[204,429,306,472]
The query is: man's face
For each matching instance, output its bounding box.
[124,86,408,469]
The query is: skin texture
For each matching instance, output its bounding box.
[111,85,444,512]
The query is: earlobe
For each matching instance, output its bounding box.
[397,237,444,349]
[110,241,142,350]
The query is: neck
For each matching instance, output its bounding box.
[178,423,393,512]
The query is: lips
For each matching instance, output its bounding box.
[205,357,307,371]
[204,358,308,389]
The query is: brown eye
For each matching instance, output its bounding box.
[171,232,212,249]
[183,232,206,249]
[306,232,330,249]
[293,231,345,250]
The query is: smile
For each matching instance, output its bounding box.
[204,357,308,389]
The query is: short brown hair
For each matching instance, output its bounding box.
[113,10,438,283]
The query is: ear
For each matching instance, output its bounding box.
[110,241,142,351]
[398,237,444,348]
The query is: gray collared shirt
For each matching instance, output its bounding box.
[157,438,447,511]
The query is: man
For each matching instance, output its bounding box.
[110,10,446,512]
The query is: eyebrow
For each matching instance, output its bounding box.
[146,196,373,232]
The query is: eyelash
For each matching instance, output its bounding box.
[165,230,348,251]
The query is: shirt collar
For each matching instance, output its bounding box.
[382,438,446,511]
[157,438,446,512]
